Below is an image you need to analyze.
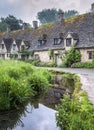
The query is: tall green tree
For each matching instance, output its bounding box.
[37,9,79,24]
[5,15,22,31]
[0,15,31,32]
[37,8,58,24]
[0,22,9,32]
[64,10,79,18]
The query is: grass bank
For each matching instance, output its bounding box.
[0,60,51,111]
[55,71,94,130]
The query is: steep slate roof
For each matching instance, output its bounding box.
[0,12,94,51]
[29,12,94,51]
[3,38,13,52]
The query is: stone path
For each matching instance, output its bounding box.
[79,74,94,104]
[39,67,94,104]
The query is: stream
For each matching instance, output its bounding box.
[0,75,67,130]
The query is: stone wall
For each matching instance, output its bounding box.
[80,48,94,62]
[34,51,50,62]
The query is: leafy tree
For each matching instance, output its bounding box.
[0,22,9,32]
[37,9,79,24]
[5,15,22,31]
[64,10,79,18]
[0,15,31,32]
[37,8,58,24]
[65,47,81,67]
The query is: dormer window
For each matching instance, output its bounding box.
[38,39,46,46]
[54,38,62,45]
[2,44,4,49]
[66,38,72,46]
[54,38,59,45]
[13,44,16,50]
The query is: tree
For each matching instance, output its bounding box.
[65,47,81,67]
[5,15,22,31]
[37,8,58,24]
[64,10,79,18]
[0,15,31,32]
[0,22,9,32]
[37,9,79,24]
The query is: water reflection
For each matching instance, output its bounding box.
[0,75,68,130]
[13,104,59,130]
[0,93,59,130]
[0,106,27,130]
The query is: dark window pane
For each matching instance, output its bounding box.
[89,52,93,59]
[13,44,16,50]
[54,38,62,45]
[66,38,71,46]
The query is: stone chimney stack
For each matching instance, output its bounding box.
[58,11,64,23]
[33,21,38,29]
[91,3,94,13]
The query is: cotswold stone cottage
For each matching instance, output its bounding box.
[0,4,94,65]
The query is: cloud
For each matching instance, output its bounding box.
[0,0,93,23]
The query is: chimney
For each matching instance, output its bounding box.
[33,21,38,29]
[58,11,64,23]
[7,27,10,34]
[91,3,94,13]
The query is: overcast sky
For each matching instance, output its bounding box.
[0,0,94,24]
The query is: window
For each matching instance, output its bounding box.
[38,40,46,46]
[13,44,16,50]
[66,38,71,46]
[88,52,94,59]
[2,44,4,49]
[54,38,62,45]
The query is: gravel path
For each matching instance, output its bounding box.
[79,74,94,104]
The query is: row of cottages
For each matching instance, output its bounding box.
[0,3,94,65]
[28,3,94,65]
[0,30,31,59]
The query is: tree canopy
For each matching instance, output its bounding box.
[0,15,31,32]
[37,9,79,24]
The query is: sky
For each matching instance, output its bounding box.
[0,0,94,25]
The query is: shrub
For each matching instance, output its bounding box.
[71,61,94,68]
[28,73,50,94]
[56,93,94,130]
[38,62,57,67]
[56,73,94,130]
[25,58,40,66]
[0,60,51,111]
[64,47,81,67]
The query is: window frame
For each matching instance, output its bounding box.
[13,44,16,50]
[54,38,62,45]
[88,51,94,59]
[66,38,72,46]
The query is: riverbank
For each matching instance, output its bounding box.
[39,67,94,105]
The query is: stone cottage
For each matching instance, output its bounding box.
[0,3,94,65]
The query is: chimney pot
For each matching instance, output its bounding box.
[91,3,94,13]
[58,11,64,23]
[33,21,38,29]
